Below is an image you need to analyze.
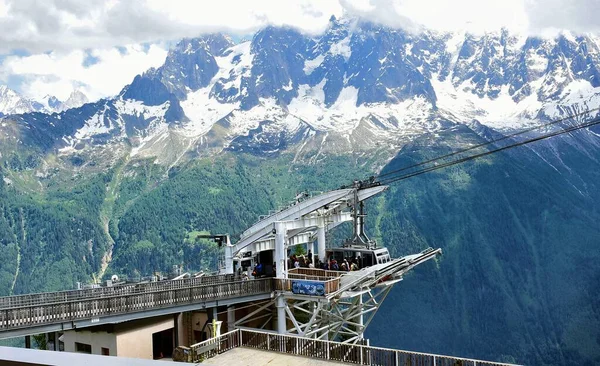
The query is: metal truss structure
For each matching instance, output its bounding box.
[224,183,442,343]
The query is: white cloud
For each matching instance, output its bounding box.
[0,44,167,101]
[0,0,597,55]
[525,0,600,35]
[0,0,598,102]
[394,0,528,33]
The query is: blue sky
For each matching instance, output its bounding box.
[0,0,597,102]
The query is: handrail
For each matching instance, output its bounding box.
[0,279,271,332]
[0,274,235,310]
[288,267,347,278]
[189,329,521,366]
[189,329,241,362]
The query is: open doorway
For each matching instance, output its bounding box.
[152,328,174,359]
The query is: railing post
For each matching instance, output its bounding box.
[360,344,364,365]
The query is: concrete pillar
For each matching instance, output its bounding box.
[309,242,315,265]
[275,221,286,278]
[276,295,286,334]
[317,225,326,262]
[212,307,218,321]
[227,306,235,332]
[175,312,185,347]
[225,246,234,274]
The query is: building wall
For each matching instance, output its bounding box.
[115,317,174,359]
[191,311,209,343]
[62,329,117,356]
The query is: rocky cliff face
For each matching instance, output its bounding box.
[3,18,600,172]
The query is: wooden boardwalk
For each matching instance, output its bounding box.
[0,276,273,336]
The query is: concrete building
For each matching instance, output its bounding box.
[62,316,175,359]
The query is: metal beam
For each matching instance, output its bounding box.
[233,189,353,253]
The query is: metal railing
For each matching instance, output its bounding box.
[0,274,235,310]
[288,267,347,278]
[189,329,521,366]
[189,329,241,362]
[0,278,271,332]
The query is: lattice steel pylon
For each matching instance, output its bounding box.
[227,185,441,343]
[284,284,393,343]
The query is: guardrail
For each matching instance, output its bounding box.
[288,268,346,278]
[0,274,236,310]
[188,329,241,362]
[189,329,521,366]
[0,278,271,332]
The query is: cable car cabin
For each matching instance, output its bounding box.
[325,247,391,269]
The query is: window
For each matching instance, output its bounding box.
[75,342,92,354]
[101,347,110,356]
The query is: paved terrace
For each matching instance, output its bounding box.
[186,329,522,366]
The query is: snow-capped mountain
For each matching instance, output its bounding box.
[64,90,89,110]
[0,86,89,116]
[0,85,45,115]
[38,90,89,113]
[2,18,600,166]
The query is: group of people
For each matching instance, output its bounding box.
[318,257,360,272]
[288,252,361,272]
[288,254,315,269]
[237,250,364,281]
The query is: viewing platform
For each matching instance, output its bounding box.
[179,328,521,366]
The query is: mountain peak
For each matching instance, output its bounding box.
[65,90,89,109]
[0,85,45,115]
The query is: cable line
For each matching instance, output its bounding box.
[377,115,600,185]
[375,107,600,181]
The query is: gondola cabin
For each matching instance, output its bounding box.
[325,247,391,268]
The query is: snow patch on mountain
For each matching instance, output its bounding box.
[433,75,543,129]
[212,41,254,101]
[289,80,435,135]
[303,54,325,75]
[180,87,237,136]
[542,80,600,119]
[227,98,288,136]
[129,122,170,157]
[74,110,112,140]
[329,36,352,61]
[116,99,170,120]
